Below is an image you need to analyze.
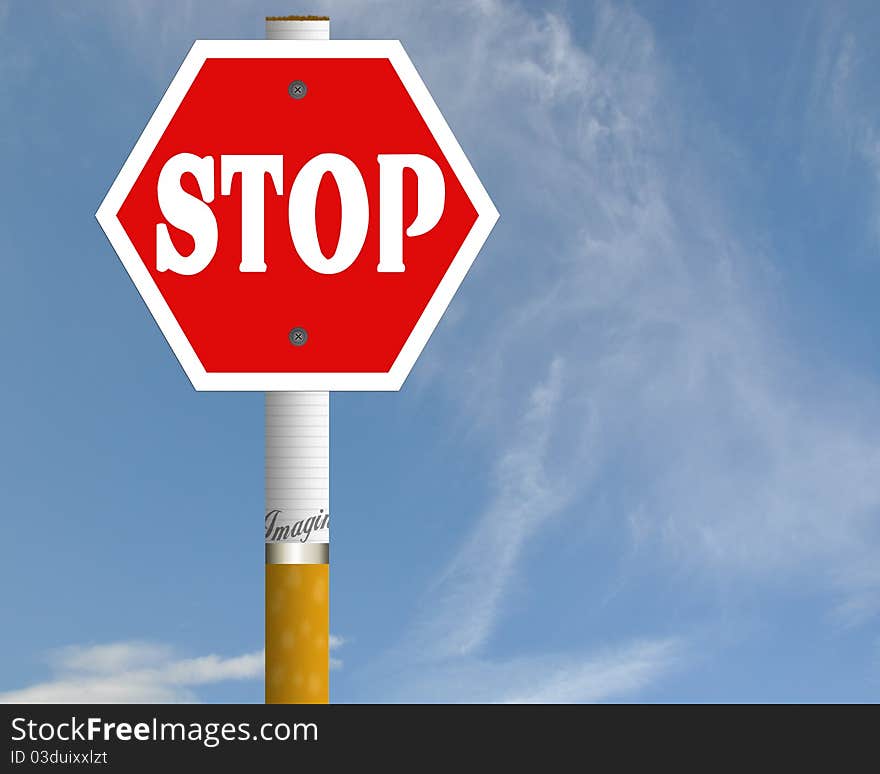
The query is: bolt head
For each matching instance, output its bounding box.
[288,80,307,99]
[289,327,308,346]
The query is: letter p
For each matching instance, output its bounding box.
[377,154,445,272]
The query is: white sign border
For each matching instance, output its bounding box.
[96,39,498,392]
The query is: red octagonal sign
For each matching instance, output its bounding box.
[97,40,498,390]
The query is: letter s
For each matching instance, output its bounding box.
[156,153,218,275]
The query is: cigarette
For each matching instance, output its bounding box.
[265,390,330,704]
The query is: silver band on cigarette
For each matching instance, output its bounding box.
[266,542,329,565]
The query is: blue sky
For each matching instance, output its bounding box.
[1,0,880,702]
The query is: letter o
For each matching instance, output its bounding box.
[288,153,369,274]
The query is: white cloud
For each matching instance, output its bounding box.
[1,636,347,703]
[0,641,262,703]
[48,641,175,675]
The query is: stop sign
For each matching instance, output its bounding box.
[97,40,497,390]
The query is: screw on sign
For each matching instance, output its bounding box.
[289,327,308,346]
[288,79,308,98]
[96,16,498,704]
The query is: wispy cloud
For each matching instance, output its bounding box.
[406,0,880,612]
[498,638,682,704]
[375,637,684,703]
[408,358,569,660]
[1,636,348,703]
[0,641,262,703]
[805,5,880,246]
[367,0,880,690]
